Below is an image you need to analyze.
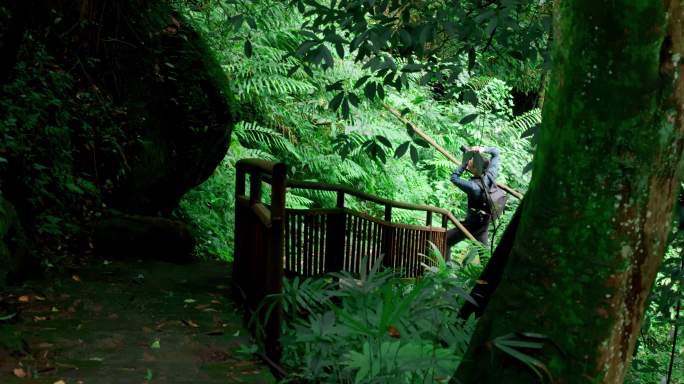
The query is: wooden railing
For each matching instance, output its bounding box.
[232,159,285,362]
[232,158,474,365]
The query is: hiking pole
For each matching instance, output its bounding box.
[383,103,524,200]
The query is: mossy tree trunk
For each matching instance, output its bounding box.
[455,0,684,382]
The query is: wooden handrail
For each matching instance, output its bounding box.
[383,103,524,200]
[237,158,281,174]
[261,175,479,243]
[285,180,452,216]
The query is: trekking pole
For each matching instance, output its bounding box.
[383,103,524,200]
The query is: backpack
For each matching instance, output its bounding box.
[478,177,508,221]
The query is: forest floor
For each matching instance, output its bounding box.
[0,259,275,383]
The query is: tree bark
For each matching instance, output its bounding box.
[455,0,684,382]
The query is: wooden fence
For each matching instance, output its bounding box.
[232,159,473,365]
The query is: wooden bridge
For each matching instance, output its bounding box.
[231,158,476,365]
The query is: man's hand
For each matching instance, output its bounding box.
[470,146,484,153]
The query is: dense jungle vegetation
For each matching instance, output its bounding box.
[0,0,682,383]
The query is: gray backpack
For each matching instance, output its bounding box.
[478,178,508,221]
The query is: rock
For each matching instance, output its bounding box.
[94,215,195,263]
[0,197,34,287]
[97,2,235,214]
[20,1,235,215]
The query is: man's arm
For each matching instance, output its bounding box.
[451,164,480,195]
[483,146,500,181]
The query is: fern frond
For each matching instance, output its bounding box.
[286,193,314,209]
[508,108,541,134]
[335,158,369,184]
[423,158,457,173]
[234,121,301,160]
[288,188,336,205]
[465,76,494,91]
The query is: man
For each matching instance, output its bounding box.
[446,145,500,255]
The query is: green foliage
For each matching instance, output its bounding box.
[289,0,551,115]
[0,39,125,256]
[626,240,683,384]
[176,0,534,265]
[176,157,237,261]
[260,254,478,383]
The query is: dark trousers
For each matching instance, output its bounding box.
[446,219,489,259]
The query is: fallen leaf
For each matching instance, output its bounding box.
[54,380,66,384]
[142,351,156,362]
[18,295,30,303]
[475,280,488,285]
[150,340,161,349]
[13,368,27,378]
[388,325,401,338]
[35,295,46,301]
[210,300,221,304]
[182,319,199,328]
[72,275,81,282]
[183,299,196,304]
[34,316,48,321]
[51,307,59,312]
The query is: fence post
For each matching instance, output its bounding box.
[233,165,247,298]
[425,211,434,262]
[441,214,450,261]
[249,172,262,205]
[325,192,346,272]
[264,163,286,363]
[382,205,394,268]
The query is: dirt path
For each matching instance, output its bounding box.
[0,260,275,384]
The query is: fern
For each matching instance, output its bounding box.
[234,121,301,160]
[286,193,315,209]
[335,158,370,183]
[508,108,541,134]
[465,76,494,91]
[423,158,457,174]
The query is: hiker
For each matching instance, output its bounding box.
[446,145,503,256]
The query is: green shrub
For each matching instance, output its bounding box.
[0,39,126,258]
[262,252,478,383]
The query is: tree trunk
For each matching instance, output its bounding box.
[455,0,684,382]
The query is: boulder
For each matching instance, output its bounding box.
[94,215,195,263]
[95,2,235,214]
[24,0,236,215]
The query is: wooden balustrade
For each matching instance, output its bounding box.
[233,158,474,366]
